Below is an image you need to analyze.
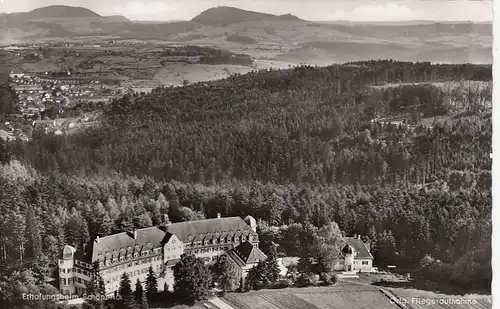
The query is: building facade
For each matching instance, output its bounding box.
[58,215,266,296]
[333,235,374,272]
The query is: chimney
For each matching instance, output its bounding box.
[133,230,138,240]
[358,235,361,240]
[96,236,100,243]
[217,213,221,219]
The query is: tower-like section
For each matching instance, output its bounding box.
[244,215,257,233]
[59,245,76,295]
[342,244,355,272]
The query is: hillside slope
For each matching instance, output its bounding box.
[191,6,302,26]
[23,5,101,19]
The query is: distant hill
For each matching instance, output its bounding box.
[24,5,101,19]
[1,5,129,22]
[191,6,302,26]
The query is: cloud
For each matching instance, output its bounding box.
[106,0,179,20]
[330,2,423,21]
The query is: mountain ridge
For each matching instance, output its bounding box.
[2,5,129,22]
[191,6,303,26]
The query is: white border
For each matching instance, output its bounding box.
[493,0,498,307]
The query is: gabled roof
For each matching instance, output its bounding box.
[89,217,256,263]
[345,237,373,259]
[231,241,267,264]
[162,217,256,244]
[91,226,171,262]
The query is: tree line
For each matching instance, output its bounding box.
[0,60,492,307]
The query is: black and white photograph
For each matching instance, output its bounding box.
[0,0,494,308]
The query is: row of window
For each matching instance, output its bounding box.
[99,247,162,258]
[164,254,180,261]
[105,265,163,284]
[60,277,87,286]
[75,260,92,269]
[186,236,254,247]
[188,246,230,254]
[101,257,160,275]
[60,267,92,277]
[100,255,163,269]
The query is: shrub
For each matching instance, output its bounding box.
[320,272,332,285]
[295,273,312,287]
[331,274,338,285]
[276,278,292,288]
[309,274,320,285]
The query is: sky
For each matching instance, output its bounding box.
[0,0,493,22]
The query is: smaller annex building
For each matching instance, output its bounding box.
[334,235,374,272]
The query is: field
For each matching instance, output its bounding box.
[223,283,399,309]
[154,63,254,86]
[221,280,492,309]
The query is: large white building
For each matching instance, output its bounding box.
[58,215,266,296]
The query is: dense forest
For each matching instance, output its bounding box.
[0,60,492,308]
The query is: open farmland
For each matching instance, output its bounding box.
[223,283,399,309]
[222,280,492,309]
[154,63,254,86]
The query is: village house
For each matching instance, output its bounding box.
[13,85,43,93]
[58,215,266,296]
[32,119,57,134]
[333,235,374,273]
[9,72,25,79]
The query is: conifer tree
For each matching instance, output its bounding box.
[85,262,106,309]
[118,273,136,309]
[145,266,158,301]
[25,205,42,260]
[263,242,280,283]
[135,279,148,309]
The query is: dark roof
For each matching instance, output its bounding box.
[345,237,373,259]
[232,241,267,264]
[165,258,180,266]
[162,217,256,244]
[90,217,256,263]
[226,250,245,267]
[91,226,171,262]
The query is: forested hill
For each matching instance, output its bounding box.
[15,61,492,187]
[0,61,492,305]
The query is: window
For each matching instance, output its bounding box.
[362,261,369,265]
